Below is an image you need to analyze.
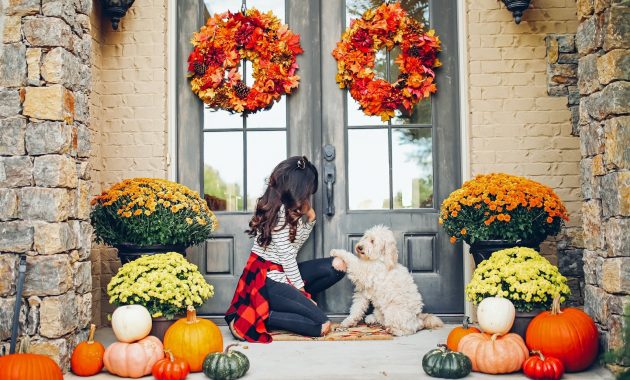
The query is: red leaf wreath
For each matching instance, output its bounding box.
[332,3,441,121]
[188,8,303,114]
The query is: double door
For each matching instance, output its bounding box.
[176,0,463,317]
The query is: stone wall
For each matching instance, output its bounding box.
[575,0,630,373]
[465,0,584,299]
[0,0,93,371]
[89,0,169,326]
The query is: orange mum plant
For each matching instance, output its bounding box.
[91,178,218,247]
[439,173,569,245]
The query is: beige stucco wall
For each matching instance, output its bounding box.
[465,0,581,231]
[90,0,169,325]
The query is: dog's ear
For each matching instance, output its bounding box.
[383,239,398,270]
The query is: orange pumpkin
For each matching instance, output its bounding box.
[164,306,223,372]
[152,350,190,380]
[0,337,64,380]
[71,324,105,376]
[458,332,529,374]
[526,297,599,372]
[446,316,481,351]
[103,335,164,378]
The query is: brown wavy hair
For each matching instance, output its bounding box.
[247,156,318,248]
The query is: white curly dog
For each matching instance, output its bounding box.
[331,225,443,336]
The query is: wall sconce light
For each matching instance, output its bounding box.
[102,0,135,30]
[502,0,532,24]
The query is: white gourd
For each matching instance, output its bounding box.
[477,297,515,335]
[111,305,152,343]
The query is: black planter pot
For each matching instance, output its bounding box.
[114,244,188,264]
[502,0,532,24]
[510,310,542,339]
[469,240,541,266]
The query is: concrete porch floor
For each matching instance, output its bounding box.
[65,325,614,380]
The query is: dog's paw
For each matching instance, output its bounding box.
[330,249,345,258]
[386,327,412,336]
[340,318,357,328]
[364,314,379,325]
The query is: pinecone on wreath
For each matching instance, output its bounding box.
[233,81,250,98]
[407,46,421,57]
[193,62,207,76]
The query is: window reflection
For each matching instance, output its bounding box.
[204,132,244,211]
[392,128,433,208]
[348,129,390,210]
[246,131,287,210]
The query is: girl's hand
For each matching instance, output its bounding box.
[306,207,316,222]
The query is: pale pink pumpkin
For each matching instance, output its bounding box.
[103,336,164,378]
[458,332,529,374]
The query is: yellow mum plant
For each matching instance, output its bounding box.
[440,173,569,245]
[107,252,214,318]
[466,247,570,312]
[91,178,218,247]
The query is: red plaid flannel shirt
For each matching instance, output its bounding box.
[225,253,284,343]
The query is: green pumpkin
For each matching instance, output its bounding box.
[202,344,250,380]
[422,344,472,379]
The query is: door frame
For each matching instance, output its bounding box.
[166,0,474,318]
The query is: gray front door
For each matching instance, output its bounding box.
[177,0,463,317]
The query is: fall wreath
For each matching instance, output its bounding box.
[188,8,303,114]
[332,3,441,121]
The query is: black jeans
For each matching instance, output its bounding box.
[266,257,345,336]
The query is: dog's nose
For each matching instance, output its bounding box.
[356,244,363,253]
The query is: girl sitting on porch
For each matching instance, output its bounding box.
[225,156,347,343]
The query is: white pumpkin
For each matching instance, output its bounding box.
[111,305,152,343]
[477,297,515,335]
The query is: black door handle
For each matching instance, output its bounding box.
[323,144,335,216]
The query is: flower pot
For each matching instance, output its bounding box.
[469,240,541,266]
[114,244,187,264]
[150,317,179,341]
[510,310,542,339]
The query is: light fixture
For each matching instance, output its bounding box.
[502,0,532,24]
[102,0,135,30]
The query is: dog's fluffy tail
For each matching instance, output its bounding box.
[419,313,443,329]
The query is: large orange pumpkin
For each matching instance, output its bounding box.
[446,316,481,351]
[458,332,529,374]
[103,335,164,378]
[0,337,64,380]
[526,297,599,372]
[71,324,105,376]
[164,306,223,372]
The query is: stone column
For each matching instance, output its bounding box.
[0,0,93,371]
[576,0,629,374]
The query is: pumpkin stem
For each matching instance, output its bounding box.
[225,343,240,354]
[87,323,96,344]
[531,350,545,360]
[463,316,470,329]
[17,336,30,354]
[164,349,175,362]
[551,295,562,315]
[437,344,449,352]
[490,333,500,342]
[186,306,197,323]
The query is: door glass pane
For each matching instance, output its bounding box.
[345,1,430,28]
[392,128,433,208]
[246,131,287,210]
[347,95,388,127]
[244,62,287,128]
[247,0,285,22]
[204,132,244,211]
[348,129,389,209]
[391,100,432,125]
[204,109,243,130]
[204,0,241,15]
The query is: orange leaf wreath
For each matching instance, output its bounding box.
[332,3,441,121]
[188,8,303,114]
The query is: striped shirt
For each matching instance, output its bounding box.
[251,205,315,289]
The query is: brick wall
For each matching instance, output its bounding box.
[89,0,169,325]
[465,0,584,302]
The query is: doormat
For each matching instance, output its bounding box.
[271,323,393,341]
